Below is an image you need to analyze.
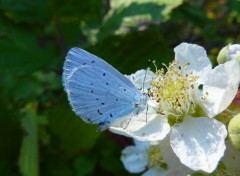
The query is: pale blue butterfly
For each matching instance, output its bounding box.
[63,48,147,131]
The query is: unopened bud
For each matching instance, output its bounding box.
[228,113,240,150]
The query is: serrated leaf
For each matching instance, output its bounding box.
[84,0,183,41]
[19,103,40,176]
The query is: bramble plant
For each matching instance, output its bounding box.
[1,1,240,176]
[118,43,240,175]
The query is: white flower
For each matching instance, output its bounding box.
[163,43,239,173]
[121,137,193,176]
[217,44,240,64]
[110,70,171,141]
[112,43,240,173]
[228,44,240,61]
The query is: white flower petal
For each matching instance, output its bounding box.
[109,101,170,141]
[174,43,212,83]
[229,44,240,60]
[126,69,155,92]
[142,168,167,176]
[170,117,227,173]
[202,59,240,117]
[134,139,150,150]
[121,146,148,173]
[159,136,194,175]
[221,141,240,174]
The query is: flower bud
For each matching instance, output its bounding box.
[228,113,240,150]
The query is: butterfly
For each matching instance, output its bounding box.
[63,48,147,131]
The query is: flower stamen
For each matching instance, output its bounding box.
[148,145,167,169]
[150,61,199,117]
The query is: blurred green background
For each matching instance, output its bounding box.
[0,0,240,175]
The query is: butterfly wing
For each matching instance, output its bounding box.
[63,48,133,92]
[63,48,145,131]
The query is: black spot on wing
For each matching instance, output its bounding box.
[98,121,110,131]
[87,118,92,123]
[97,109,103,115]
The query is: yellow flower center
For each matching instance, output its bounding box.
[148,145,167,169]
[150,61,200,119]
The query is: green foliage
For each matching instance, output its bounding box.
[19,103,40,176]
[48,98,100,157]
[83,0,183,43]
[74,156,96,176]
[1,0,240,175]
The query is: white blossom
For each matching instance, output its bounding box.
[111,43,240,173]
[121,137,193,176]
[228,44,240,61]
[110,70,170,141]
[217,44,240,64]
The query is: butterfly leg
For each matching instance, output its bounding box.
[123,113,134,130]
[145,103,148,123]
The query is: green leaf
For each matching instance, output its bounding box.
[48,97,100,157]
[74,155,96,176]
[83,0,183,42]
[95,135,130,175]
[1,0,50,24]
[0,20,64,104]
[86,29,173,75]
[34,71,62,90]
[0,100,22,176]
[19,103,40,176]
[0,20,57,75]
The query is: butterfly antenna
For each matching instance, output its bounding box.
[142,60,151,93]
[142,60,152,124]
